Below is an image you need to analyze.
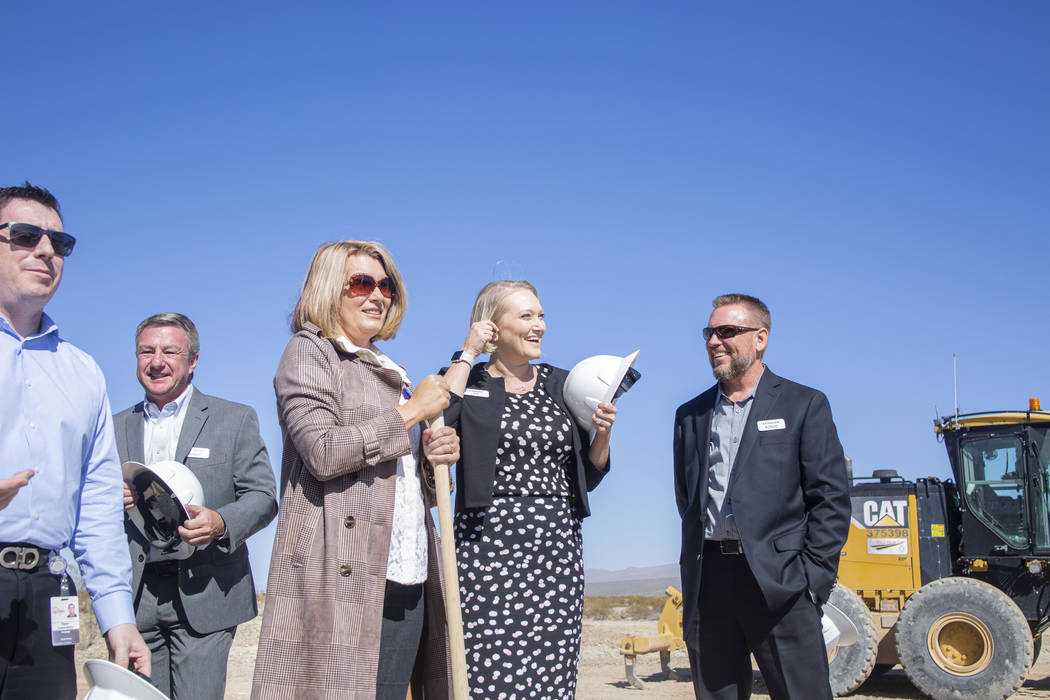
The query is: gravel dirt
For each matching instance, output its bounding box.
[75,608,1050,699]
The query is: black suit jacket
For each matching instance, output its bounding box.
[673,368,850,643]
[443,363,609,517]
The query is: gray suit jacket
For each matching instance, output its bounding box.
[114,388,278,635]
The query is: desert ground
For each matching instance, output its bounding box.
[75,606,1050,699]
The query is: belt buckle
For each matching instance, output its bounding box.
[720,540,742,555]
[0,546,40,570]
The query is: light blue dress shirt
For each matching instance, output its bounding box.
[0,313,134,634]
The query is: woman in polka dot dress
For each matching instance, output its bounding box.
[443,281,617,699]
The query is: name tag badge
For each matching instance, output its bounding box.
[464,388,489,398]
[757,418,786,432]
[50,596,80,646]
[188,447,210,459]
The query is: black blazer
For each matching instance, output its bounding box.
[443,363,609,518]
[673,368,850,640]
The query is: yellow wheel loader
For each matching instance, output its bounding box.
[831,402,1050,699]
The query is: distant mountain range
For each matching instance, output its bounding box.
[584,563,680,596]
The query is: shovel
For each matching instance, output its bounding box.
[430,414,470,699]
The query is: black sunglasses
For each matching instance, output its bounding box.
[0,222,76,257]
[345,273,396,299]
[702,325,761,341]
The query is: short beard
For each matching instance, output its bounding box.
[712,352,754,382]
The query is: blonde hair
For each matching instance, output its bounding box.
[469,280,539,354]
[291,240,406,341]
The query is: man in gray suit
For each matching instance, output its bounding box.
[115,312,278,700]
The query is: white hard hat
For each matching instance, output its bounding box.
[122,460,206,561]
[563,350,641,432]
[822,601,859,654]
[83,659,168,699]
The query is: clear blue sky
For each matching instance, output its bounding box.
[5,2,1048,583]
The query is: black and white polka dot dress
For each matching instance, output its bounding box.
[454,365,584,699]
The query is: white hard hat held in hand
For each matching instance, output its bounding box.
[83,659,168,699]
[563,350,641,432]
[822,601,859,654]
[122,460,206,561]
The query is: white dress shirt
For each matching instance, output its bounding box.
[140,384,196,562]
[142,384,194,465]
[335,337,428,585]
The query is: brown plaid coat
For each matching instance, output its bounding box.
[251,325,451,699]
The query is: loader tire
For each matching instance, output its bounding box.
[895,577,1032,700]
[827,583,878,696]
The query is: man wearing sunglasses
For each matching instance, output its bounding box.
[0,182,151,697]
[114,312,277,700]
[673,294,850,700]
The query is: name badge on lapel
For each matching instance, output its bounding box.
[464,388,489,398]
[188,447,210,459]
[757,419,786,432]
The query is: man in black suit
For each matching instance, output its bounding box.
[673,294,850,699]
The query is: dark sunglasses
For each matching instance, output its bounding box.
[0,222,76,257]
[345,273,396,299]
[702,325,761,341]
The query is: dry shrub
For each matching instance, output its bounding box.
[584,596,664,620]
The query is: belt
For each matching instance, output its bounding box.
[704,539,744,556]
[145,560,180,576]
[0,543,49,570]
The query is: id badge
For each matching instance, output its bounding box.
[50,595,81,646]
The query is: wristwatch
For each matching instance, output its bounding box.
[450,350,476,365]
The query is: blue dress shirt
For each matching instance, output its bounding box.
[0,313,134,633]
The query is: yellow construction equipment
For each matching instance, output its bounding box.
[618,587,689,689]
[828,404,1050,699]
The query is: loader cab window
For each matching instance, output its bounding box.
[1029,426,1050,549]
[960,435,1027,548]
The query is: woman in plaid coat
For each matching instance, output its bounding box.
[252,240,455,699]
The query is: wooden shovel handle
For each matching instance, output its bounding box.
[430,414,470,699]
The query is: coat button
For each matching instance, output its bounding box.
[344,516,356,529]
[339,564,352,576]
[137,554,145,562]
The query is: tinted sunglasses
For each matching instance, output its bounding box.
[345,273,396,299]
[0,222,76,257]
[702,325,761,341]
